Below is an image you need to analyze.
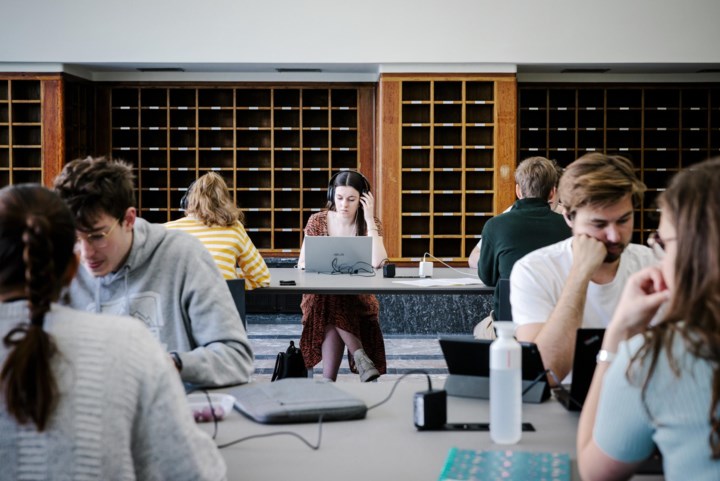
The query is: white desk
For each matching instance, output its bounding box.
[206,380,574,480]
[204,380,664,481]
[255,267,491,295]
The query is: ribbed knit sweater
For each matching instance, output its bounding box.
[0,302,227,481]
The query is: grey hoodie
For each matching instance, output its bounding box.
[65,217,254,388]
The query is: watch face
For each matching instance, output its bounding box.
[596,350,614,363]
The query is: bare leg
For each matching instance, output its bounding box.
[335,326,362,354]
[321,325,345,381]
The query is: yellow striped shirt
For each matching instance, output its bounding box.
[164,217,271,290]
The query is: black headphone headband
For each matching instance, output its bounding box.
[180,179,196,211]
[327,170,371,203]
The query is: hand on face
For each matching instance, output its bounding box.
[607,266,671,342]
[571,234,608,279]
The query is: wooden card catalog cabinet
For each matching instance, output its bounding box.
[376,74,517,263]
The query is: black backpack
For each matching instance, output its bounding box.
[271,340,307,381]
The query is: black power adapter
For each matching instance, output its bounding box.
[382,263,396,278]
[413,389,447,430]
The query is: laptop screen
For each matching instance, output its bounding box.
[304,236,373,273]
[568,328,605,404]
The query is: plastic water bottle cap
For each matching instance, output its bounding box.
[494,322,515,337]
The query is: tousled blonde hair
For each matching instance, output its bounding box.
[186,172,244,227]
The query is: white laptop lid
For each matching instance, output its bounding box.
[233,378,368,424]
[304,236,373,273]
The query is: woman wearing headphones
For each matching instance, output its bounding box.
[297,170,388,382]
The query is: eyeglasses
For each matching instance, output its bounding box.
[76,219,120,249]
[647,231,677,258]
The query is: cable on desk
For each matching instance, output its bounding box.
[210,370,434,450]
[203,390,219,440]
[217,414,324,450]
[546,369,584,410]
[422,252,480,278]
[318,258,376,277]
[192,389,324,451]
[366,369,433,411]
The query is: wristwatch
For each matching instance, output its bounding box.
[596,349,616,364]
[170,351,183,372]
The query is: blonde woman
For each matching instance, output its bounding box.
[166,172,270,289]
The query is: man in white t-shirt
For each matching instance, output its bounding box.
[510,153,656,383]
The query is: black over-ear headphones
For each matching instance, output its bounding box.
[180,180,196,211]
[326,170,371,203]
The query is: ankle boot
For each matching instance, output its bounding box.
[353,348,380,382]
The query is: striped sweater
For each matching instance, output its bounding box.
[165,217,271,289]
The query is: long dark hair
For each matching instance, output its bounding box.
[326,171,371,236]
[0,184,77,431]
[629,157,720,457]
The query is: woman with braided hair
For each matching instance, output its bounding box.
[0,185,226,480]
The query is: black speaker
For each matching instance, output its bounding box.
[382,263,396,278]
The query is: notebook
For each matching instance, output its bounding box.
[438,447,571,481]
[232,378,368,424]
[304,236,373,274]
[438,334,550,403]
[554,328,605,411]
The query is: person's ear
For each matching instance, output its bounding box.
[61,254,79,288]
[515,184,522,200]
[548,186,558,203]
[563,211,574,229]
[123,207,137,230]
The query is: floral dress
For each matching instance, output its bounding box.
[299,211,387,374]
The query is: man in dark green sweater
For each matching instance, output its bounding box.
[474,157,571,338]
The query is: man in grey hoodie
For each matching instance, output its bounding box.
[54,156,254,388]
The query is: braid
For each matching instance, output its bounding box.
[0,212,59,431]
[23,215,56,325]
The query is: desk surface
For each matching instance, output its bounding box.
[254,267,491,295]
[209,380,579,481]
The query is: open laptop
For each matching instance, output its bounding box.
[304,236,373,274]
[438,334,550,403]
[554,328,605,411]
[233,378,367,424]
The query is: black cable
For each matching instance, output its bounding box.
[203,390,219,440]
[217,414,324,450]
[212,370,434,450]
[521,369,550,396]
[547,369,584,410]
[322,258,376,277]
[366,369,433,411]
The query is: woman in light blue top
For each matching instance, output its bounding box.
[577,157,720,481]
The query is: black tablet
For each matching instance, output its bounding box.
[438,334,550,403]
